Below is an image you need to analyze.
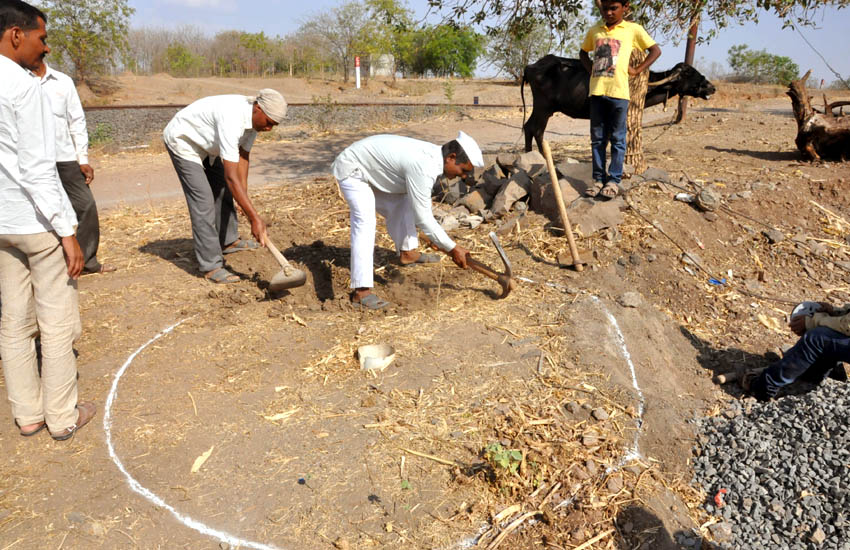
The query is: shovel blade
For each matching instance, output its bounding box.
[269,267,307,292]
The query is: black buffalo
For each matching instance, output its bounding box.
[521,54,716,152]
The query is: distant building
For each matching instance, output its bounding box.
[369,54,394,78]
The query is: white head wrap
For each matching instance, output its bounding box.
[455,131,484,167]
[253,89,287,123]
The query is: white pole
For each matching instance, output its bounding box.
[355,56,361,89]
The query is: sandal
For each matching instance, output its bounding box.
[599,182,620,200]
[400,252,440,266]
[352,293,391,310]
[82,263,117,275]
[15,419,46,437]
[204,267,240,284]
[50,402,96,441]
[585,181,605,198]
[223,238,260,254]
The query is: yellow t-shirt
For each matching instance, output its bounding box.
[581,20,656,101]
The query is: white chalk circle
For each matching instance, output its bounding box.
[103,319,282,550]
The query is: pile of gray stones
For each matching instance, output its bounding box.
[691,379,850,549]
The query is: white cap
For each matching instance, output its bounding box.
[254,89,287,122]
[456,131,484,167]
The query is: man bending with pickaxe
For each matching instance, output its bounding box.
[332,132,485,310]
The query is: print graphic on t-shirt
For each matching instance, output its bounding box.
[592,38,621,78]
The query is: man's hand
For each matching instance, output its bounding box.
[449,245,469,269]
[250,215,267,247]
[61,235,84,279]
[628,66,640,76]
[789,315,808,336]
[79,164,94,185]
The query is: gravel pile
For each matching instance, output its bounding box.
[692,379,850,549]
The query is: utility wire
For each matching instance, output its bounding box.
[792,24,850,90]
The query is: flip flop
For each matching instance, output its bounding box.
[599,182,620,200]
[50,402,96,442]
[352,294,391,310]
[400,253,440,266]
[204,267,240,284]
[223,238,260,254]
[585,181,605,198]
[15,419,46,437]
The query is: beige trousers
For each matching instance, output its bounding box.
[0,231,81,431]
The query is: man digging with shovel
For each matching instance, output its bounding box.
[332,132,485,309]
[163,89,286,283]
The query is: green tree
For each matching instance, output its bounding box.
[728,44,800,84]
[300,1,375,82]
[400,25,484,77]
[239,31,271,76]
[41,0,135,82]
[487,15,585,81]
[427,0,850,45]
[163,43,205,77]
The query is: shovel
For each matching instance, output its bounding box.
[265,234,307,291]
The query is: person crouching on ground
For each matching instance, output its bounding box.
[744,302,850,401]
[162,90,286,284]
[579,0,660,200]
[332,132,485,310]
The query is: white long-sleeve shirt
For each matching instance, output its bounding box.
[162,95,258,165]
[38,63,89,164]
[0,55,77,237]
[332,134,455,252]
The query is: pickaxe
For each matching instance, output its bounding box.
[423,231,516,298]
[466,231,515,298]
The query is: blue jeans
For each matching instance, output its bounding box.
[589,96,629,184]
[751,327,850,400]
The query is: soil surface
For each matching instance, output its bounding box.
[1,77,849,550]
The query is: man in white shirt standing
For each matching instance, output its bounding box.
[163,90,286,283]
[33,59,115,275]
[0,0,96,441]
[332,132,483,310]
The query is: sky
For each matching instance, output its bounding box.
[129,0,850,84]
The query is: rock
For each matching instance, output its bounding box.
[459,214,484,229]
[439,215,459,231]
[480,167,508,196]
[704,211,719,222]
[491,172,531,216]
[617,292,642,308]
[515,150,546,177]
[68,511,86,524]
[565,197,625,236]
[763,229,785,244]
[530,174,581,219]
[629,254,641,266]
[810,527,826,544]
[709,522,733,542]
[582,434,599,447]
[591,407,609,420]
[585,459,598,475]
[496,153,518,173]
[606,474,624,493]
[696,187,721,212]
[333,537,351,550]
[86,521,106,537]
[459,189,489,213]
[641,166,671,184]
[647,253,657,262]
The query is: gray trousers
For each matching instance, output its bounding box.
[166,147,238,273]
[56,161,101,272]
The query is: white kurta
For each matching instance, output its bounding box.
[333,134,454,290]
[163,95,258,165]
[0,55,76,237]
[38,64,89,164]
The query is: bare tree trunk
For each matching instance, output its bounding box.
[787,70,850,161]
[625,49,649,174]
[676,14,699,124]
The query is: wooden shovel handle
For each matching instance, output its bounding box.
[542,140,583,272]
[264,234,292,270]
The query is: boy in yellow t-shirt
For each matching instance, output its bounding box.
[580,0,660,199]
